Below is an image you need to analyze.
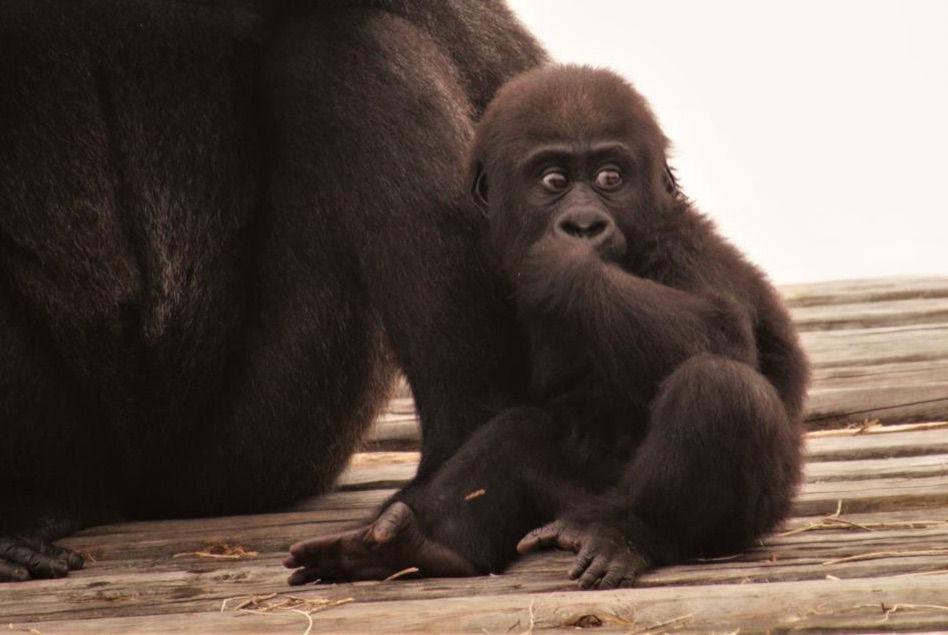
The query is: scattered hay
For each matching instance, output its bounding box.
[778,499,854,537]
[173,544,259,560]
[776,499,948,538]
[516,599,536,635]
[822,548,948,566]
[627,612,694,634]
[891,568,948,578]
[843,602,948,625]
[780,515,948,537]
[382,566,420,581]
[79,551,99,563]
[221,594,355,635]
[806,420,948,438]
[464,488,487,501]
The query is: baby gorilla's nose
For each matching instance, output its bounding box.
[554,208,617,248]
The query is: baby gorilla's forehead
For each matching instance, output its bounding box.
[481,65,664,156]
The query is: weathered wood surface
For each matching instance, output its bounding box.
[3,277,948,633]
[4,423,947,633]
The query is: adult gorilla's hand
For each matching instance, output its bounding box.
[0,535,84,582]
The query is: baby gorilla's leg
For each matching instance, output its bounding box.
[626,354,802,556]
[285,407,582,582]
[521,354,801,589]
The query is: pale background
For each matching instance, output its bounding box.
[508,0,948,284]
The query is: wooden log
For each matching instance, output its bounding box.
[11,574,947,633]
[806,427,948,461]
[789,296,948,332]
[335,451,948,492]
[7,500,946,624]
[779,276,948,308]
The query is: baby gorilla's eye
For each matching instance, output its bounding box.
[541,169,568,192]
[594,168,622,191]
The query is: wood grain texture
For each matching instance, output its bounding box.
[4,277,948,633]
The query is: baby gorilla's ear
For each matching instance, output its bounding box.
[471,163,489,211]
[662,161,679,197]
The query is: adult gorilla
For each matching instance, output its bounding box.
[0,0,544,582]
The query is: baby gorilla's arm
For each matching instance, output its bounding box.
[513,237,755,385]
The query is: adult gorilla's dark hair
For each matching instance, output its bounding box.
[0,0,545,582]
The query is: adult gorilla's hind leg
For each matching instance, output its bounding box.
[273,10,531,481]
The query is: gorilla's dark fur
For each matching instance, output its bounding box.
[0,0,545,582]
[284,66,808,590]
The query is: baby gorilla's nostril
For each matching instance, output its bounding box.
[560,219,608,239]
[554,209,616,246]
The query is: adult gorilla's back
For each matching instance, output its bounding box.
[0,0,544,580]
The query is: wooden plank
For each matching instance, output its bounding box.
[806,427,948,461]
[812,359,948,383]
[800,324,948,369]
[51,476,945,572]
[804,453,948,482]
[790,296,948,332]
[6,553,947,626]
[11,575,947,633]
[8,518,947,621]
[807,389,948,426]
[335,451,948,493]
[779,276,948,308]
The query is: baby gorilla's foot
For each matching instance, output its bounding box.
[0,535,84,582]
[518,520,649,589]
[284,502,479,585]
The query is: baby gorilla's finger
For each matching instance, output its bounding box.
[516,521,565,554]
[284,534,342,568]
[597,565,628,590]
[576,554,611,590]
[367,502,413,547]
[616,576,636,589]
[568,543,596,580]
[287,567,322,586]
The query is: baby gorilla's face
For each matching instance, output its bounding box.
[468,65,677,279]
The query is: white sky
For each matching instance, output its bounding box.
[508,0,948,284]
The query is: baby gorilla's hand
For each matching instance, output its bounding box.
[517,520,649,589]
[512,238,604,313]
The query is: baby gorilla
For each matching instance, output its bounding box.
[285,65,808,589]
